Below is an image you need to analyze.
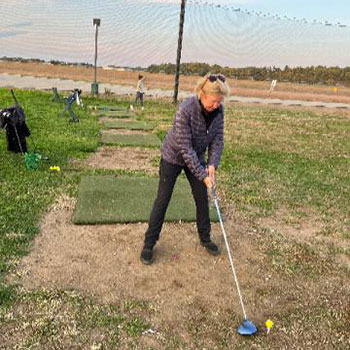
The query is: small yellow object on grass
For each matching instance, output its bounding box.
[50,166,61,172]
[265,319,274,334]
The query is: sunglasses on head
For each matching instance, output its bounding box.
[207,74,226,83]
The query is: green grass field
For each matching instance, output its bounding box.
[0,89,99,293]
[221,106,350,237]
[0,88,349,349]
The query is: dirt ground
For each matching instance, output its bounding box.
[8,194,269,343]
[8,189,349,348]
[84,146,159,173]
[8,194,257,314]
[1,60,350,104]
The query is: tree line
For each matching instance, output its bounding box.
[0,56,93,68]
[147,62,350,86]
[2,56,349,86]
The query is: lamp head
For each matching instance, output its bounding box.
[93,18,101,26]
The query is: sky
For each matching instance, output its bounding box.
[215,0,350,23]
[0,0,349,68]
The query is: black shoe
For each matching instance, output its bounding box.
[201,240,220,256]
[140,246,154,265]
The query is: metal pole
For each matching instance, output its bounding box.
[94,23,98,84]
[92,18,101,96]
[173,0,186,104]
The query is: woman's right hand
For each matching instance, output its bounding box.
[203,176,213,190]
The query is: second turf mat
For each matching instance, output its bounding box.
[100,132,161,147]
[73,176,218,224]
[103,120,153,130]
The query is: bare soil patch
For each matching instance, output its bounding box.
[8,195,349,348]
[8,196,269,338]
[84,146,159,173]
[258,209,350,268]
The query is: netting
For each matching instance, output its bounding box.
[0,0,349,68]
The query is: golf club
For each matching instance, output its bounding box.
[211,187,257,336]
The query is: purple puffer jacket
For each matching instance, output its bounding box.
[161,95,224,181]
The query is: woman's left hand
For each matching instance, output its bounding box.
[208,165,216,186]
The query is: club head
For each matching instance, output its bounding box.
[237,319,258,336]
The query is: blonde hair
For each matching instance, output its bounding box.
[195,73,230,97]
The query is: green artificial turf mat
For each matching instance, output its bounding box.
[100,132,161,147]
[93,105,127,111]
[73,176,218,224]
[101,114,135,119]
[103,120,153,130]
[97,110,135,118]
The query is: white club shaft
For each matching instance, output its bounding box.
[214,198,248,320]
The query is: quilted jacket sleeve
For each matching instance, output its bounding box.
[208,111,224,169]
[174,106,207,181]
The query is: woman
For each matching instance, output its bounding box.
[141,73,230,265]
[130,74,145,111]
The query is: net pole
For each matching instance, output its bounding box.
[173,0,186,104]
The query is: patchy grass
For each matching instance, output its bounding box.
[220,105,350,237]
[1,89,349,349]
[0,289,151,349]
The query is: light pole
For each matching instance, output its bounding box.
[92,18,101,96]
[173,0,186,104]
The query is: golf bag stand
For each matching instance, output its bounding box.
[52,87,61,102]
[60,89,82,122]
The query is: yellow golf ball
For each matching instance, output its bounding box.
[265,319,274,329]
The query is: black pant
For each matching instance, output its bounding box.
[144,158,211,247]
[134,92,144,107]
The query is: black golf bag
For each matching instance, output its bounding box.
[0,95,31,153]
